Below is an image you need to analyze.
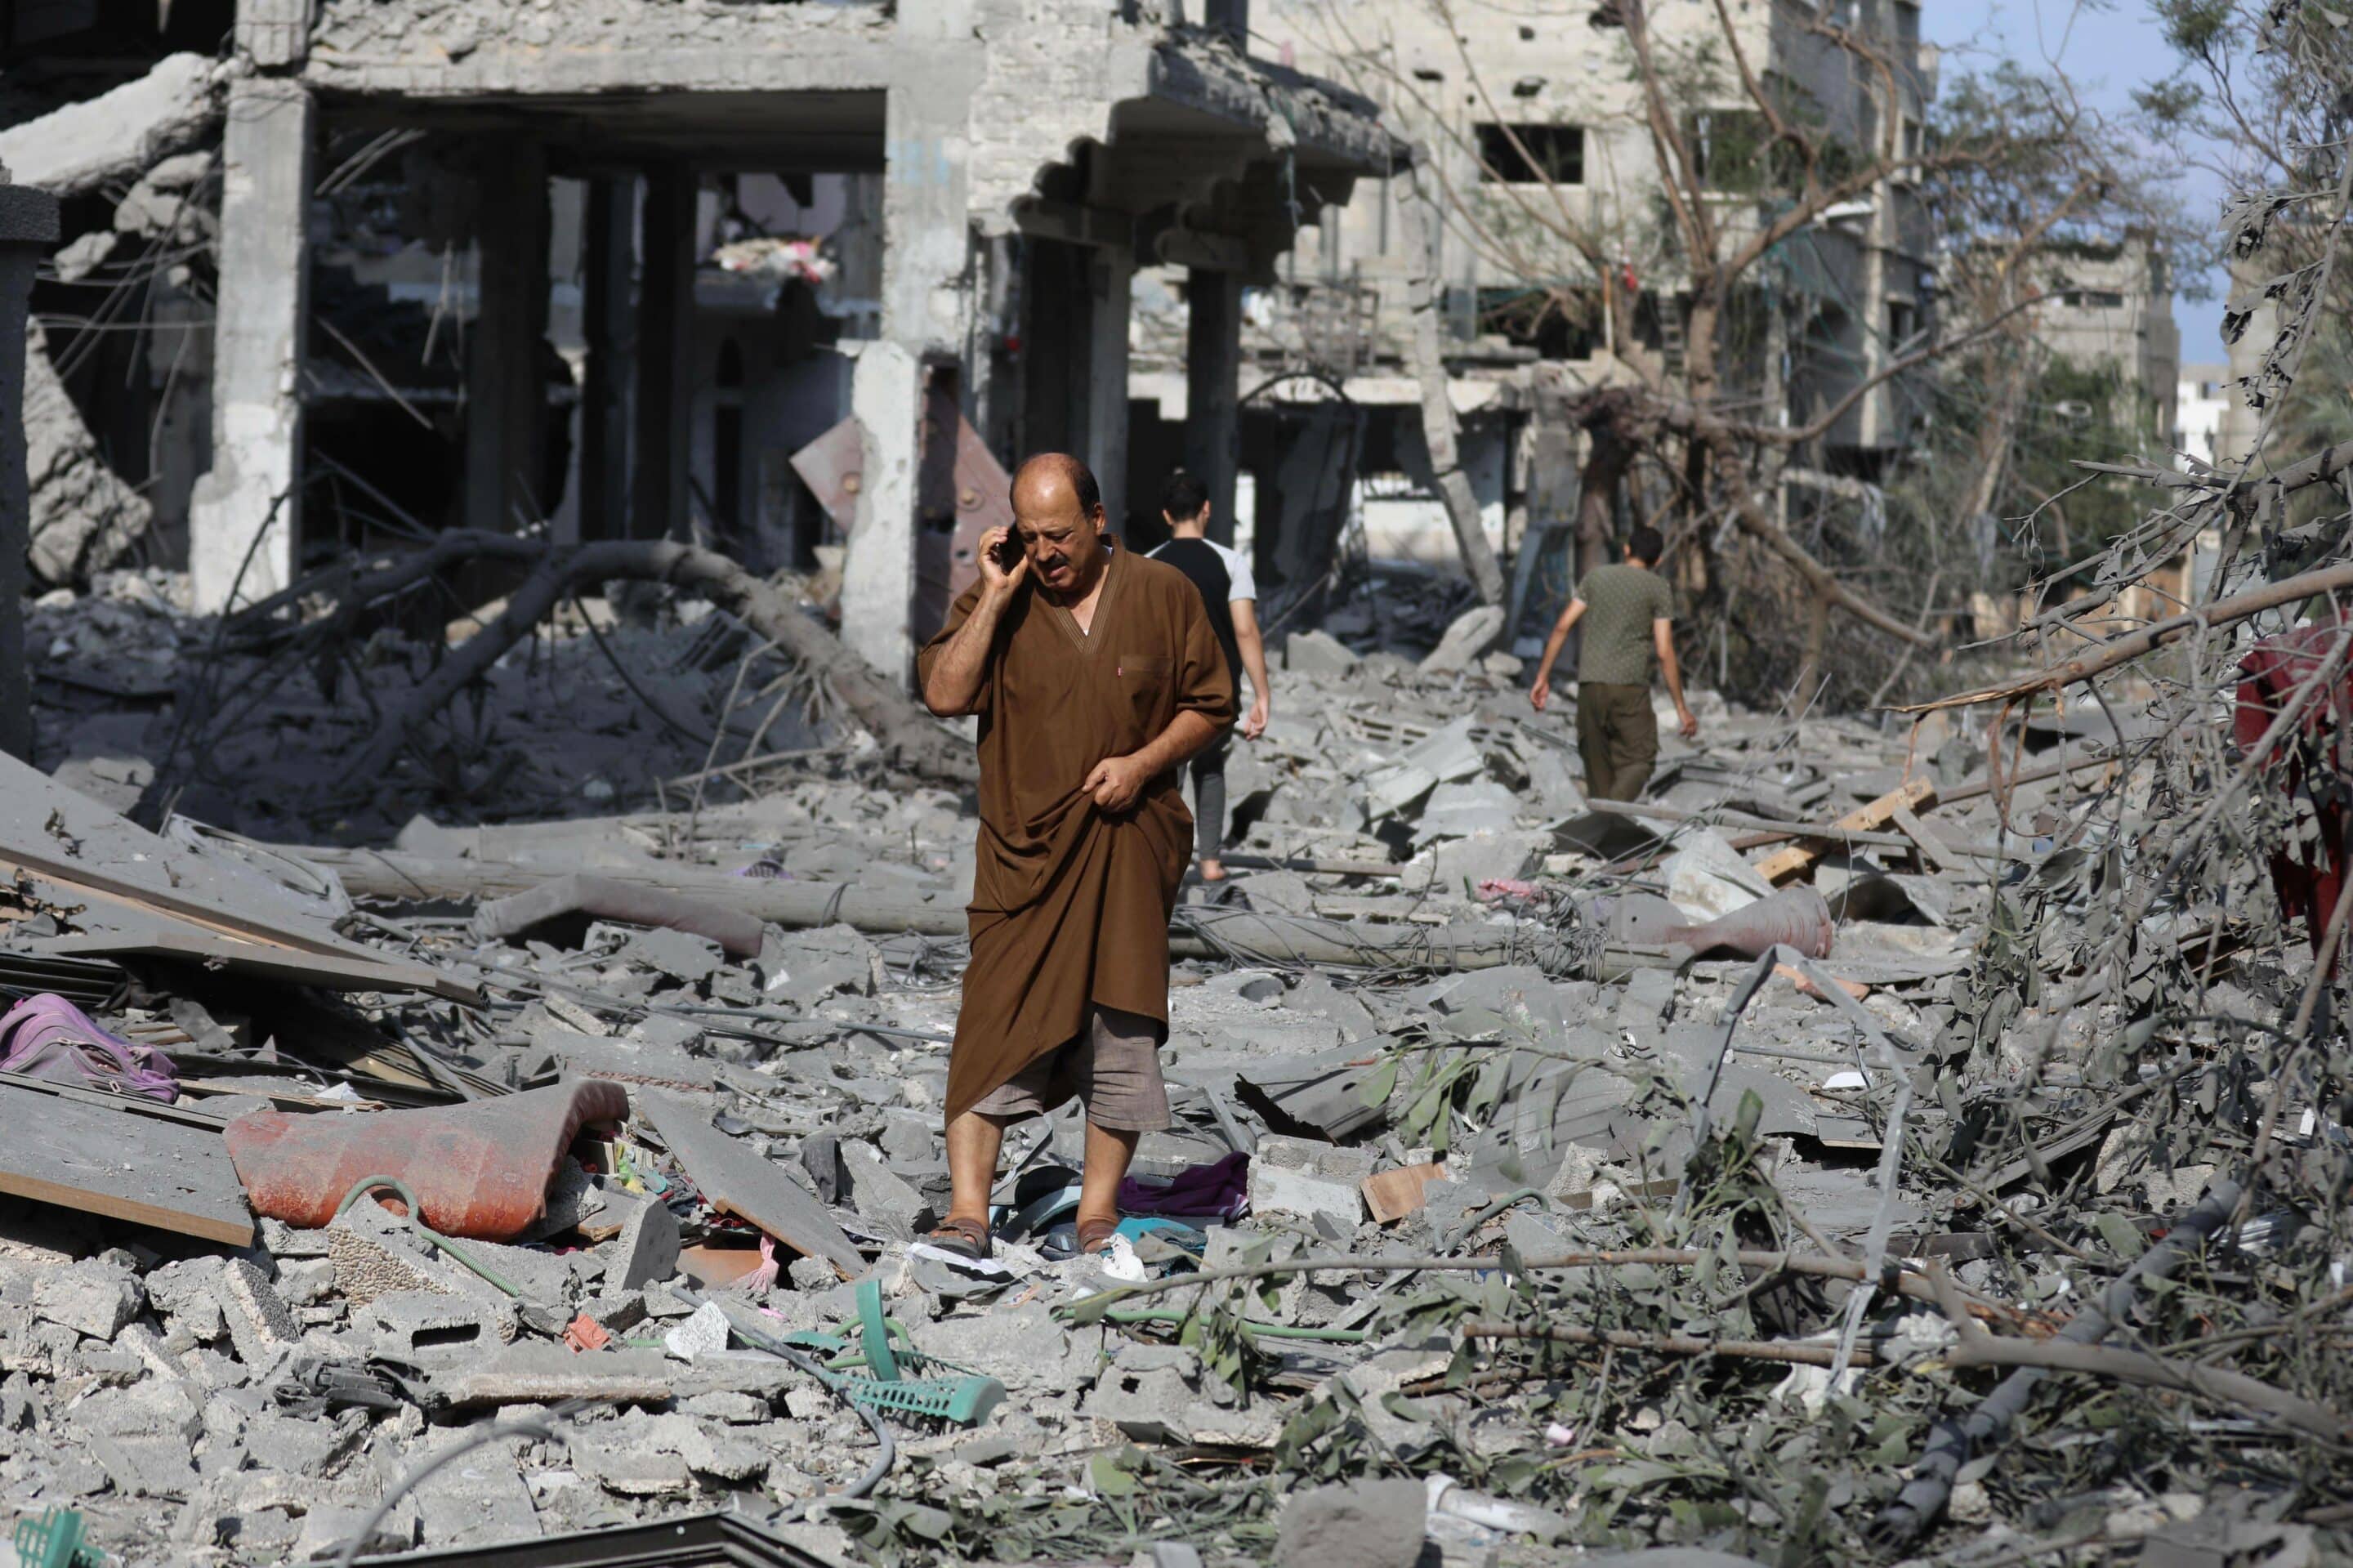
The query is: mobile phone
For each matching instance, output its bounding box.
[993,532,1024,570]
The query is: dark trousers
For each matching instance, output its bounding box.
[1189,741,1229,863]
[1578,681,1659,803]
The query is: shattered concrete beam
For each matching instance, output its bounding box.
[0,55,225,199]
[282,846,1673,979]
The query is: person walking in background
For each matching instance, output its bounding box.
[1147,470,1270,887]
[1527,524,1697,802]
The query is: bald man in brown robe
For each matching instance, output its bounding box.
[917,453,1234,1258]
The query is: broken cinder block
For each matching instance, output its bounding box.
[1247,1136,1377,1229]
[30,1258,142,1341]
[214,1258,301,1369]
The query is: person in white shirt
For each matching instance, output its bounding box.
[1146,470,1270,885]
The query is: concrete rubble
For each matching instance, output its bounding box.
[4,556,2322,1568]
[5,0,2342,1557]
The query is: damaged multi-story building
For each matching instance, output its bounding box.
[1123,0,1940,647]
[2,0,1393,680]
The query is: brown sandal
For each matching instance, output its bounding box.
[925,1216,993,1260]
[1077,1217,1120,1256]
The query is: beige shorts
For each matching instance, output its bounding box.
[971,1004,1172,1132]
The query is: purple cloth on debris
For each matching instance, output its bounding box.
[1117,1150,1250,1221]
[0,992,177,1101]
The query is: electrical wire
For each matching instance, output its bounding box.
[334,1175,525,1298]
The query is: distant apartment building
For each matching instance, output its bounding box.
[2028,235,2181,444]
[2177,362,2230,468]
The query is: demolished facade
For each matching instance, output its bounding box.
[1125,0,1943,642]
[4,0,1392,677]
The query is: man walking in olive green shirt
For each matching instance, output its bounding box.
[1529,525,1697,802]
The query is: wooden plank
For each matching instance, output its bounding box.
[637,1090,864,1279]
[35,923,482,1003]
[1753,775,1938,884]
[0,1068,231,1130]
[0,1081,255,1246]
[1363,1162,1449,1224]
[1889,802,1958,874]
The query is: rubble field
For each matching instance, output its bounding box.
[1,573,2347,1568]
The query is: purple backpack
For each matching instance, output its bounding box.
[0,993,178,1102]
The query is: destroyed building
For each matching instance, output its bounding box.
[3,0,1391,677]
[2,2,2352,1568]
[1119,0,1944,656]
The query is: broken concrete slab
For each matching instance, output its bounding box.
[638,1090,864,1278]
[837,1139,931,1241]
[1247,1136,1376,1230]
[435,1343,678,1409]
[612,1198,682,1290]
[1276,1478,1428,1568]
[0,53,221,199]
[1283,630,1359,673]
[30,1258,142,1341]
[365,1290,517,1365]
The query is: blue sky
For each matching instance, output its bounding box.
[1925,0,2230,364]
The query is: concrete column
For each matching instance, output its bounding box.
[632,164,695,540]
[189,77,312,612]
[1183,266,1243,545]
[843,341,921,678]
[1085,245,1132,537]
[466,141,550,532]
[0,175,60,760]
[846,53,977,681]
[578,176,636,542]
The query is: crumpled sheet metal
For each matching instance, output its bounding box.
[225,1079,629,1240]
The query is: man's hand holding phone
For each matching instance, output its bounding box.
[978,526,1029,598]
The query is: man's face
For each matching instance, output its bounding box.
[1014,492,1105,596]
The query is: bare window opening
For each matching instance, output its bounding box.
[1894,0,1921,46]
[1886,297,1918,348]
[1412,66,1444,83]
[2061,289,2127,309]
[1892,117,1924,184]
[1475,123,1584,185]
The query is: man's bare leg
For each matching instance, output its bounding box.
[1076,1119,1140,1231]
[944,1109,1011,1226]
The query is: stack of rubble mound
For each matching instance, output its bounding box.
[4,583,2345,1566]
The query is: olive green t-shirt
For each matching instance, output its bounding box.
[1574,562,1674,686]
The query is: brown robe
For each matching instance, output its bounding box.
[918,547,1234,1121]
